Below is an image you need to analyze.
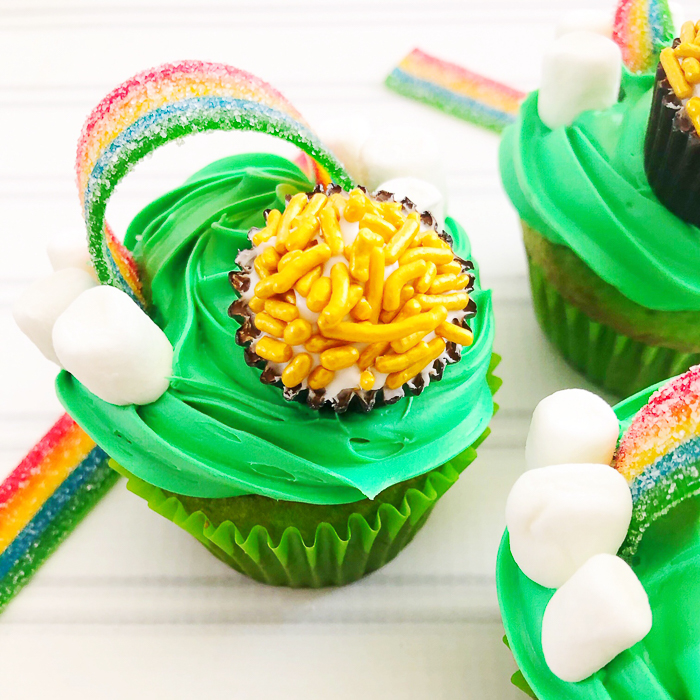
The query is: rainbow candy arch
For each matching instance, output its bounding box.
[613,0,675,74]
[386,48,526,133]
[615,365,700,557]
[75,60,354,302]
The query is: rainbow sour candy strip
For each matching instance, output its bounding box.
[613,0,675,74]
[75,60,354,301]
[385,49,526,133]
[615,365,700,556]
[0,415,118,613]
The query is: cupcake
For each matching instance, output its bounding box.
[14,61,498,587]
[497,367,700,697]
[499,1,700,398]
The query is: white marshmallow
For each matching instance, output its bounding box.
[361,125,447,202]
[538,32,622,130]
[555,10,613,39]
[542,553,652,682]
[376,177,445,225]
[52,285,173,406]
[47,231,94,276]
[506,463,632,589]
[13,269,97,364]
[526,389,619,470]
[318,117,370,186]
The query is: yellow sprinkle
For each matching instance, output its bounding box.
[281,353,313,388]
[360,213,395,241]
[686,96,700,135]
[319,203,345,256]
[416,261,437,294]
[254,312,286,338]
[675,42,700,60]
[382,260,428,311]
[254,257,272,279]
[254,244,332,299]
[415,292,470,311]
[278,249,303,271]
[367,246,385,324]
[320,306,447,343]
[360,369,375,391]
[249,296,265,313]
[319,262,351,327]
[358,341,390,371]
[429,273,470,295]
[252,208,281,246]
[259,246,281,270]
[307,276,333,313]
[283,318,313,346]
[350,228,384,283]
[391,330,426,354]
[285,215,319,252]
[343,189,367,223]
[683,57,700,83]
[384,213,421,265]
[295,265,323,297]
[304,334,346,353]
[300,192,328,219]
[375,340,431,374]
[320,345,360,371]
[419,231,451,250]
[385,337,446,390]
[255,336,293,363]
[350,296,372,322]
[399,246,454,266]
[274,193,308,252]
[400,284,415,306]
[283,290,297,304]
[308,365,335,390]
[664,46,694,99]
[437,320,474,347]
[380,201,405,228]
[329,193,346,217]
[437,261,463,275]
[264,299,299,322]
[682,20,697,44]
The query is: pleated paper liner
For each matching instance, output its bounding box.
[523,225,700,398]
[109,355,500,588]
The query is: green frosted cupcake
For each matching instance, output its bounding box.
[57,153,498,587]
[500,28,700,398]
[497,365,700,698]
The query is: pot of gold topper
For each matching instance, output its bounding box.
[229,185,477,413]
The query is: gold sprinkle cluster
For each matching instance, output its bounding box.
[235,186,475,403]
[661,21,700,131]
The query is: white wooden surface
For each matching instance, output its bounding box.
[0,0,667,697]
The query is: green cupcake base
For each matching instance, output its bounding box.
[111,357,501,588]
[523,224,700,398]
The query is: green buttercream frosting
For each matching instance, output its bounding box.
[57,153,495,505]
[500,70,700,312]
[497,386,700,699]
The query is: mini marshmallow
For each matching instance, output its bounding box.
[47,231,94,276]
[318,116,370,186]
[13,269,97,364]
[538,31,622,130]
[555,10,613,39]
[52,285,173,405]
[542,553,652,682]
[506,463,632,588]
[376,177,445,225]
[526,389,619,470]
[361,125,447,201]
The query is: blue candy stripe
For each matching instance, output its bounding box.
[629,434,700,502]
[0,447,110,579]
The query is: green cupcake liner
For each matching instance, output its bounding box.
[111,355,501,588]
[527,259,700,398]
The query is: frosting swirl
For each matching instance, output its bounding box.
[57,153,495,505]
[500,70,700,312]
